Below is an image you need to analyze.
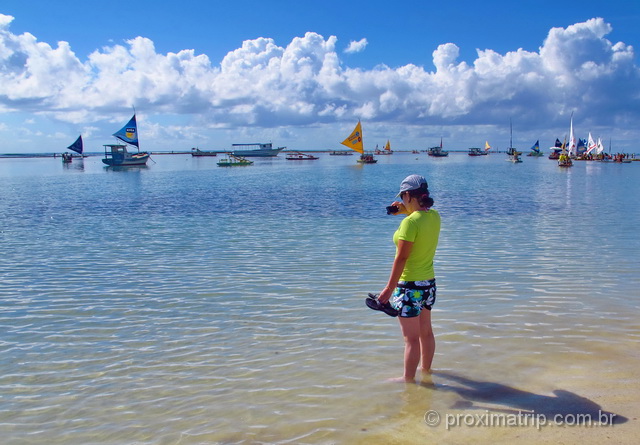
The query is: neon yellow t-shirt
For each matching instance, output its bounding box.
[393,209,441,281]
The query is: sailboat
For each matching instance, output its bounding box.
[375,140,393,155]
[62,135,83,163]
[548,139,563,159]
[341,121,377,163]
[102,114,150,166]
[506,120,522,162]
[595,137,609,161]
[586,133,597,156]
[526,140,543,157]
[566,113,577,159]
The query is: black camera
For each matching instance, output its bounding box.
[386,205,399,215]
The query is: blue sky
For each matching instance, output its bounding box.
[1,0,639,153]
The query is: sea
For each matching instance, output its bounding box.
[1,152,638,444]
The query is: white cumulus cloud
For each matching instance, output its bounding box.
[344,38,368,54]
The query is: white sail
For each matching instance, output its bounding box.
[586,132,597,155]
[596,137,604,155]
[568,115,576,157]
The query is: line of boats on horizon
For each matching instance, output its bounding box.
[11,115,637,167]
[337,119,637,166]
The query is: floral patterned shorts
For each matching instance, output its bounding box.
[390,279,437,318]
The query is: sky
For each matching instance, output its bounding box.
[1,0,639,153]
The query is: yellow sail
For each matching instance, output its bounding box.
[384,140,391,151]
[485,141,491,151]
[340,121,364,154]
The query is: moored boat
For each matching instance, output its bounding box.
[505,120,522,162]
[217,154,253,167]
[102,114,150,166]
[468,147,487,156]
[285,151,319,160]
[428,138,449,157]
[231,143,285,157]
[507,153,523,163]
[191,148,217,157]
[103,144,150,166]
[374,140,393,155]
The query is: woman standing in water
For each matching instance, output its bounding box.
[376,174,441,382]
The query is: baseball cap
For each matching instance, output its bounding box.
[397,174,428,197]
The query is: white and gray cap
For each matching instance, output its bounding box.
[397,174,428,197]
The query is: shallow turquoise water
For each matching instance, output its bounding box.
[1,153,639,443]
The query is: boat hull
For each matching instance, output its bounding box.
[191,149,217,157]
[217,160,253,167]
[231,146,285,157]
[102,153,150,166]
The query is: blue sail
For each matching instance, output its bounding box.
[67,135,83,154]
[530,140,540,153]
[113,114,139,147]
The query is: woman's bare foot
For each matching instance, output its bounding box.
[421,368,432,374]
[387,376,416,383]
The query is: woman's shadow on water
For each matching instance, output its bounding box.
[427,371,627,425]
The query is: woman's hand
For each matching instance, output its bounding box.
[378,286,393,304]
[390,201,408,214]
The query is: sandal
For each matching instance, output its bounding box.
[365,293,399,317]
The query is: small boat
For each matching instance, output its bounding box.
[527,140,544,157]
[231,143,285,157]
[558,150,573,167]
[62,135,83,163]
[356,153,378,164]
[191,148,217,157]
[103,144,150,166]
[374,140,393,155]
[329,150,353,156]
[509,154,523,163]
[428,146,448,157]
[613,154,632,163]
[341,121,377,164]
[505,119,522,162]
[102,114,150,166]
[428,139,449,157]
[217,154,253,167]
[468,147,487,156]
[285,151,319,160]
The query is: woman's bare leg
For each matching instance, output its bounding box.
[394,316,422,382]
[419,309,435,373]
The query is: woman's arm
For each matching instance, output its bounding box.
[378,239,413,303]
